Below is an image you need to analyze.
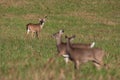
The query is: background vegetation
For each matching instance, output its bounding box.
[0,0,120,80]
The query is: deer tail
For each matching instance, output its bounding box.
[90,42,95,48]
[26,24,29,31]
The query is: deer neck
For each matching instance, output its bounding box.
[66,40,72,52]
[40,22,44,29]
[56,36,62,45]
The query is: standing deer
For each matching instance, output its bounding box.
[65,35,105,70]
[52,30,95,64]
[26,16,47,38]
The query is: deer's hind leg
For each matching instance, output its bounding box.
[93,60,104,70]
[74,60,81,70]
[36,31,40,39]
[36,32,39,39]
[31,32,35,38]
[93,62,101,70]
[26,29,30,38]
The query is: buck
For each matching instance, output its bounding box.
[26,16,47,38]
[65,35,105,70]
[52,30,95,64]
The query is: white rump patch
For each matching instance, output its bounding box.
[41,23,44,29]
[63,54,69,58]
[27,29,30,34]
[90,42,95,48]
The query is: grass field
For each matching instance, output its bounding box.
[0,0,120,80]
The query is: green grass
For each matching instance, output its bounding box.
[0,0,120,80]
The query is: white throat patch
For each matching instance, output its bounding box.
[41,23,44,29]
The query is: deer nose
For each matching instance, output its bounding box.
[60,29,64,34]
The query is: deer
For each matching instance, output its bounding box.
[52,29,95,64]
[26,16,47,38]
[65,35,105,70]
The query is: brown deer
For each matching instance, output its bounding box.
[52,30,95,64]
[26,16,47,38]
[65,35,105,70]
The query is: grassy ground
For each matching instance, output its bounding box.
[0,0,120,80]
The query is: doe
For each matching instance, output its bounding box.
[65,35,105,70]
[52,30,95,64]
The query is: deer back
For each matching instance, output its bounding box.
[66,35,104,63]
[72,43,91,48]
[28,23,41,31]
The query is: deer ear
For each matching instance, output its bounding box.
[60,29,64,34]
[70,35,75,41]
[65,35,68,39]
[44,16,47,18]
[72,35,76,38]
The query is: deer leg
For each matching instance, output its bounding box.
[26,29,30,38]
[36,32,39,39]
[63,54,69,64]
[74,60,80,70]
[37,31,40,39]
[93,62,101,70]
[38,32,40,39]
[93,60,103,70]
[64,57,69,64]
[31,32,35,38]
[27,29,30,35]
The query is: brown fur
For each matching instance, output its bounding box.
[65,35,105,70]
[26,16,47,38]
[52,30,95,63]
